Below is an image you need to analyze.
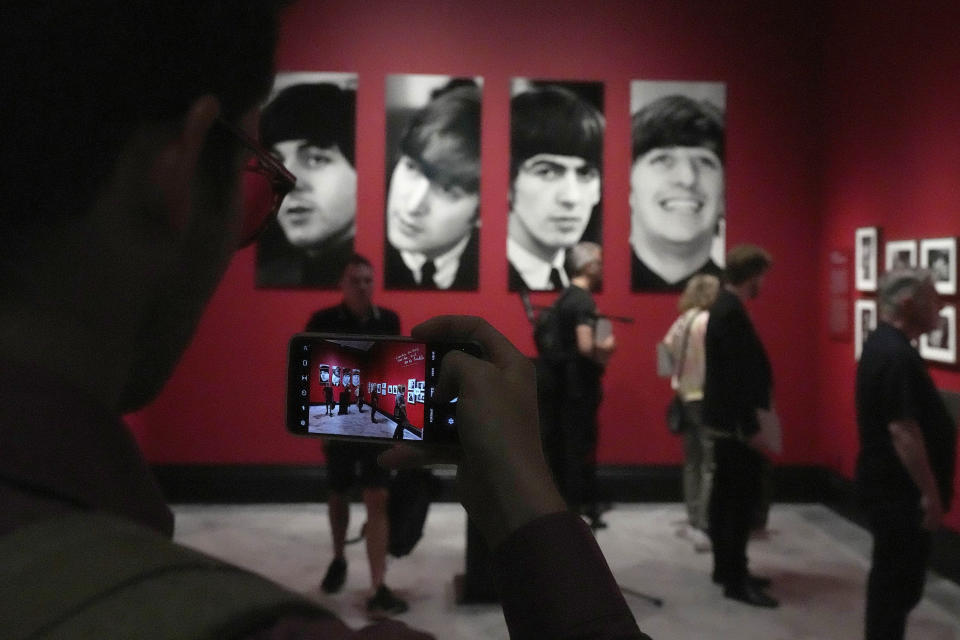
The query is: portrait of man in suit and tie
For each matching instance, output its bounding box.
[384,75,482,290]
[256,73,358,289]
[507,80,604,292]
[629,81,726,292]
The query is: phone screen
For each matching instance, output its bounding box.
[287,333,480,446]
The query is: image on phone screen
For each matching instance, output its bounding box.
[288,334,471,445]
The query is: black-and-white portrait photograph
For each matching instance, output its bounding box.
[884,239,917,272]
[629,81,725,292]
[384,74,482,290]
[255,72,357,289]
[507,79,604,292]
[854,298,878,361]
[855,227,879,292]
[920,304,956,364]
[920,237,957,295]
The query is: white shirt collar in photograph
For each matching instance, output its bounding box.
[399,233,472,289]
[507,237,569,289]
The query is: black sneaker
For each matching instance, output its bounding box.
[723,583,779,608]
[321,557,347,593]
[366,585,409,618]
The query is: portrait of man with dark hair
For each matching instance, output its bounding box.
[384,75,482,290]
[629,81,726,292]
[256,73,357,288]
[508,80,604,292]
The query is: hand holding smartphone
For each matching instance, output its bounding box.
[287,333,483,446]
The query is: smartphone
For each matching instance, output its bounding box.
[286,332,483,446]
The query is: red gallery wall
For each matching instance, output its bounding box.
[814,2,960,529]
[130,2,825,471]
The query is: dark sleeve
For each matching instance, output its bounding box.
[305,310,331,333]
[877,354,918,425]
[383,309,402,335]
[246,616,435,639]
[708,304,769,435]
[572,290,597,329]
[492,512,649,640]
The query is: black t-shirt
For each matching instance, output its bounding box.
[305,303,400,336]
[855,322,957,507]
[554,284,602,387]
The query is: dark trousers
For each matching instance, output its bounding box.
[708,436,764,586]
[864,501,931,640]
[537,360,599,512]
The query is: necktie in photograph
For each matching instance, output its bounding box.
[420,260,437,289]
[549,267,564,290]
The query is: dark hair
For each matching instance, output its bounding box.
[510,85,604,182]
[399,84,481,193]
[3,1,284,232]
[725,244,772,285]
[566,241,602,277]
[631,94,724,163]
[260,83,356,166]
[345,253,373,271]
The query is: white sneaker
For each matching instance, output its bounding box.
[688,527,712,552]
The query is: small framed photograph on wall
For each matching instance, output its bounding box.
[854,299,878,361]
[919,305,956,364]
[884,240,918,272]
[855,227,879,291]
[920,237,957,295]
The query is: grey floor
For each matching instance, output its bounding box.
[307,402,422,440]
[173,502,960,639]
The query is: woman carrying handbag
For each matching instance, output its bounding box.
[658,274,720,552]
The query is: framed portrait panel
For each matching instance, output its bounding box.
[884,240,917,272]
[920,237,957,295]
[255,72,358,289]
[919,305,956,364]
[854,299,878,361]
[384,74,483,291]
[628,80,726,292]
[507,77,604,292]
[855,227,879,292]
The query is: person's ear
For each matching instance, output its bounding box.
[152,95,222,235]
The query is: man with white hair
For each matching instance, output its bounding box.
[538,242,615,527]
[856,268,956,640]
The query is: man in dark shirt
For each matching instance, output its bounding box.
[539,242,616,528]
[703,244,778,608]
[856,268,956,640]
[305,254,408,617]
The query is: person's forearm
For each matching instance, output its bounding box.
[493,512,649,640]
[889,419,940,500]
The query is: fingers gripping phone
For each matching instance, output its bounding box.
[287,333,483,446]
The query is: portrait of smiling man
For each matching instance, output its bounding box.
[508,81,604,292]
[384,76,481,290]
[256,76,357,288]
[629,82,726,292]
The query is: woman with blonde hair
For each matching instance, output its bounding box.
[660,273,720,551]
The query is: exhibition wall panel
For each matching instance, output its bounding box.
[128,0,826,470]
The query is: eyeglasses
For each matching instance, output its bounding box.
[216,116,296,248]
